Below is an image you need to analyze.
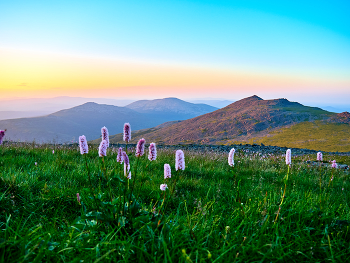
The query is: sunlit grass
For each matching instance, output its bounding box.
[250,121,350,152]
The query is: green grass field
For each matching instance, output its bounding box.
[250,121,350,152]
[1,143,350,262]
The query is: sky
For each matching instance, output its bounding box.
[0,0,349,105]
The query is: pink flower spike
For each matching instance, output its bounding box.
[175,150,185,171]
[285,149,291,165]
[52,150,55,154]
[117,147,123,164]
[228,148,235,167]
[135,138,146,157]
[160,184,167,191]
[124,162,131,178]
[77,193,81,203]
[122,151,129,167]
[123,123,131,143]
[122,151,131,178]
[332,160,338,169]
[98,140,108,157]
[101,126,109,147]
[148,142,157,161]
[317,152,322,161]
[79,135,89,155]
[164,164,171,179]
[0,130,6,145]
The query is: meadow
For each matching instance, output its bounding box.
[0,142,350,262]
[249,121,350,152]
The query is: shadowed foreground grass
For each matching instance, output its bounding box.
[0,143,350,262]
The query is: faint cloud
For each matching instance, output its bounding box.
[17,83,28,86]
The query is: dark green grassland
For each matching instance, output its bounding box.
[1,143,350,262]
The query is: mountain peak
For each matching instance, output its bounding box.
[236,95,263,102]
[225,95,263,108]
[248,95,263,101]
[125,97,218,117]
[163,97,179,100]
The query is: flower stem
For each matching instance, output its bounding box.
[84,154,99,210]
[274,165,289,224]
[129,157,140,204]
[102,157,113,202]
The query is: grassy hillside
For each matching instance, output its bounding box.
[1,143,349,262]
[249,121,350,152]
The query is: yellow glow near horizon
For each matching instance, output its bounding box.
[0,47,349,100]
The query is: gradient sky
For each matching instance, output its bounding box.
[0,0,349,105]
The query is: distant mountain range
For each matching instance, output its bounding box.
[104,95,350,152]
[186,99,234,108]
[2,95,349,151]
[0,98,217,143]
[0,96,136,120]
[0,111,50,121]
[125,97,218,120]
[1,96,347,121]
[317,105,350,114]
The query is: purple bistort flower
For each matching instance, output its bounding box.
[124,162,131,178]
[77,193,81,203]
[122,151,131,178]
[148,142,157,161]
[332,160,338,169]
[101,126,109,147]
[122,151,129,167]
[135,138,146,157]
[160,184,167,191]
[317,152,323,161]
[98,140,108,157]
[228,148,235,167]
[175,150,185,171]
[117,147,123,164]
[0,130,6,145]
[79,135,89,155]
[123,123,131,143]
[285,149,291,165]
[164,164,171,179]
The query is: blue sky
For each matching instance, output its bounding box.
[0,0,349,104]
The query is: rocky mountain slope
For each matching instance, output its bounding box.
[107,95,335,145]
[104,96,350,151]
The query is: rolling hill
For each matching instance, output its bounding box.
[0,98,217,143]
[104,95,350,152]
[0,103,157,143]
